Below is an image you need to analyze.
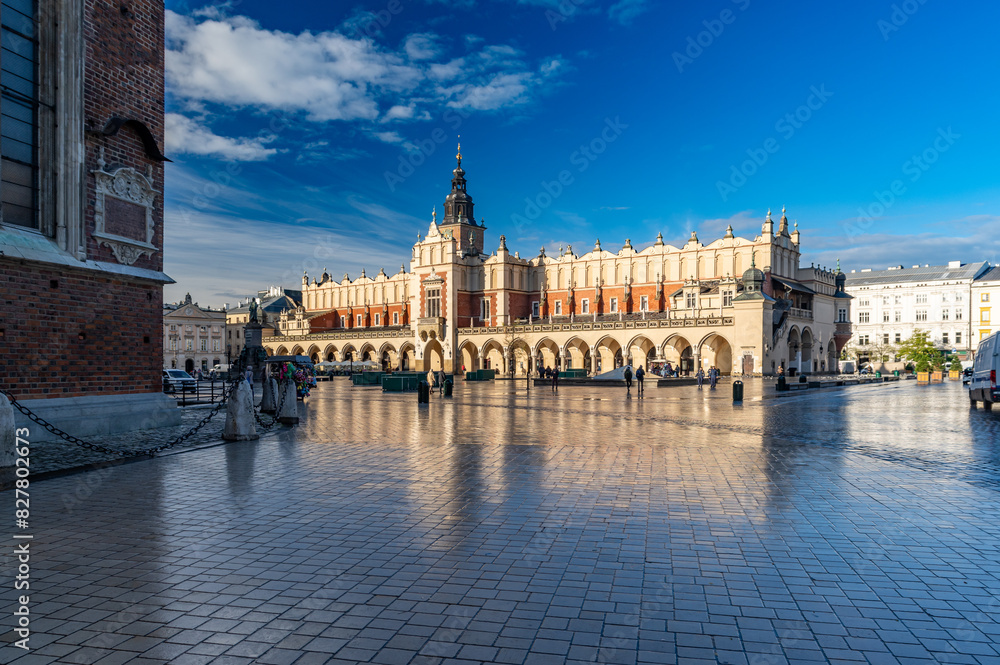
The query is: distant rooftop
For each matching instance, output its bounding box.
[845,261,991,286]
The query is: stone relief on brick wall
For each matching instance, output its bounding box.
[92,150,158,265]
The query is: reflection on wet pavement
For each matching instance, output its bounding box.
[4,378,1000,665]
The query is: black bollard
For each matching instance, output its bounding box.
[444,379,453,397]
[777,375,787,391]
[733,379,744,402]
[418,381,429,404]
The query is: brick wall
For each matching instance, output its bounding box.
[0,261,162,399]
[83,0,166,272]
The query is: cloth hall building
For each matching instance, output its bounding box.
[263,151,852,377]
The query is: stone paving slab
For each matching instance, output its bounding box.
[2,379,999,665]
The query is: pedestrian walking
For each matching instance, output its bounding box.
[551,367,558,391]
[709,366,718,389]
[623,365,633,395]
[696,367,705,388]
[635,365,645,394]
[427,369,435,394]
[436,369,446,394]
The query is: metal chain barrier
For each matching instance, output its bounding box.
[253,379,287,430]
[0,377,242,458]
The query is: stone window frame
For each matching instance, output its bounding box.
[0,0,85,255]
[92,161,159,265]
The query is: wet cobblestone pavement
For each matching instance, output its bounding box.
[3,378,1000,665]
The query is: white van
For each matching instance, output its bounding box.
[969,332,999,410]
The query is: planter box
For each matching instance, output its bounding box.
[948,370,961,380]
[917,371,930,383]
[930,371,944,383]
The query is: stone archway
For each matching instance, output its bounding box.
[323,344,337,362]
[423,339,444,372]
[508,338,532,376]
[625,335,656,371]
[595,335,622,374]
[360,344,377,362]
[379,343,397,372]
[787,327,801,373]
[398,343,415,371]
[699,333,734,376]
[800,328,814,373]
[481,339,505,373]
[307,344,321,364]
[459,341,480,373]
[662,335,693,375]
[533,338,560,373]
[185,358,194,373]
[562,336,591,373]
[340,345,356,362]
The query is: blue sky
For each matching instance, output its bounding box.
[162,0,1000,306]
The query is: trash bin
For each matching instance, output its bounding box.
[417,381,430,404]
[893,370,900,377]
[732,380,744,402]
[443,379,453,397]
[799,375,807,383]
[777,376,787,391]
[875,371,882,378]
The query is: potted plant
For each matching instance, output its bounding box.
[930,355,945,383]
[915,358,931,383]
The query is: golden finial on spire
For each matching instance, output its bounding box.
[456,135,462,165]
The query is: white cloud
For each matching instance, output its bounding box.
[165,113,278,161]
[608,0,653,25]
[403,33,441,61]
[165,10,567,132]
[373,131,405,144]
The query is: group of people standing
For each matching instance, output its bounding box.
[696,366,721,389]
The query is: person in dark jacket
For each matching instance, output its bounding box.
[635,365,645,394]
[623,365,633,394]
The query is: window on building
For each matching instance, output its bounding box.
[983,293,990,302]
[170,340,177,351]
[199,339,207,351]
[859,299,870,307]
[532,301,539,318]
[894,295,901,305]
[882,333,889,345]
[942,309,949,321]
[686,292,696,308]
[722,291,732,307]
[883,311,890,323]
[213,340,220,351]
[955,308,963,321]
[581,299,589,314]
[340,316,346,328]
[554,300,562,315]
[374,313,380,326]
[858,335,869,346]
[859,312,870,323]
[169,324,176,331]
[185,325,192,332]
[185,339,193,351]
[956,332,962,344]
[916,293,927,304]
[610,298,618,313]
[882,296,889,305]
[393,312,399,325]
[983,310,991,323]
[916,310,927,322]
[480,298,490,320]
[942,333,949,345]
[894,332,901,343]
[895,311,901,323]
[838,308,847,323]
[1,0,40,230]
[426,288,441,318]
[357,314,363,327]
[640,295,649,311]
[236,329,240,339]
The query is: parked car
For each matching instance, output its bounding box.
[969,332,999,410]
[162,369,197,393]
[210,364,233,379]
[962,366,973,384]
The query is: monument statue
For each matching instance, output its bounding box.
[248,299,259,323]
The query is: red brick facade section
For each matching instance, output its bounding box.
[0,262,162,399]
[83,0,166,273]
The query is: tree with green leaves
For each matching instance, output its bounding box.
[897,330,939,372]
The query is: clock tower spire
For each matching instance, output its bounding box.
[439,138,485,255]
